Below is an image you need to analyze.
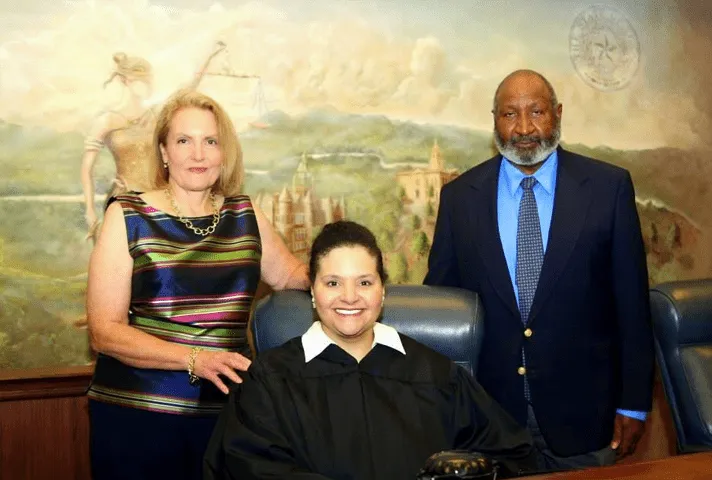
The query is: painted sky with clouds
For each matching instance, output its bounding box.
[0,0,703,150]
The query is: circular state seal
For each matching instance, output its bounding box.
[569,5,640,91]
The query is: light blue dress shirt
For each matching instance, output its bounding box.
[496,151,646,422]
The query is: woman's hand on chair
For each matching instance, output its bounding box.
[193,350,251,394]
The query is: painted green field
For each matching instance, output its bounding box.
[0,110,708,369]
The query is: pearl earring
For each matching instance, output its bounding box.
[311,296,316,309]
[163,161,168,169]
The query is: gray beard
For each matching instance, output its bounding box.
[494,123,561,166]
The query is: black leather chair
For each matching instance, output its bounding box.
[650,279,712,453]
[253,285,484,375]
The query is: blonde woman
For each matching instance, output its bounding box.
[86,89,308,479]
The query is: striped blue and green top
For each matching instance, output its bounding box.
[88,193,261,416]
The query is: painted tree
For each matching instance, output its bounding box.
[411,231,430,258]
[408,257,430,284]
[388,252,408,284]
[398,185,406,201]
[377,230,395,252]
[410,214,421,230]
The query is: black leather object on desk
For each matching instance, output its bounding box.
[252,285,484,375]
[650,279,712,453]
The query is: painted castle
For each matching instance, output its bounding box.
[395,140,458,212]
[254,153,346,261]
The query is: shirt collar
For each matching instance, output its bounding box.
[301,321,406,363]
[501,149,558,197]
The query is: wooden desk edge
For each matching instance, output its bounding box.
[520,451,712,479]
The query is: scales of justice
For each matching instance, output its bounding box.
[204,40,274,129]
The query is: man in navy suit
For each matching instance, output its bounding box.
[424,70,654,472]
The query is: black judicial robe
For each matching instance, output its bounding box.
[204,334,536,480]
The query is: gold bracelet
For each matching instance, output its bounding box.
[187,346,203,386]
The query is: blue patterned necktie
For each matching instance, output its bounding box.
[515,176,543,403]
[516,176,544,324]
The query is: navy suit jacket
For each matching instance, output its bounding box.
[424,148,654,456]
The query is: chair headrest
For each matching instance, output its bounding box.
[253,285,483,371]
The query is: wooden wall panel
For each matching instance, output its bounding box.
[0,366,92,480]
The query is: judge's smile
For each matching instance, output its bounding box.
[335,309,363,316]
[189,167,208,173]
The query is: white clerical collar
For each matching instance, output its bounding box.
[301,321,406,363]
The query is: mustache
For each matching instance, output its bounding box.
[508,134,542,145]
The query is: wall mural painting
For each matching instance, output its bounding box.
[0,1,710,369]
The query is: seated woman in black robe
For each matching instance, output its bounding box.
[204,220,536,480]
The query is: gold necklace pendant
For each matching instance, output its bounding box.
[165,188,221,236]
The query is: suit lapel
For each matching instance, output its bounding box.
[467,157,519,318]
[529,149,592,323]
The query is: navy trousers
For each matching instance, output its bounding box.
[527,404,616,472]
[89,400,219,480]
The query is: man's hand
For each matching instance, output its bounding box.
[610,414,645,459]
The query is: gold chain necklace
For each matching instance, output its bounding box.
[165,188,221,236]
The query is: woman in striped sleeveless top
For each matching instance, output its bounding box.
[86,89,309,480]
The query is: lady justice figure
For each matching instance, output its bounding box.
[80,42,227,240]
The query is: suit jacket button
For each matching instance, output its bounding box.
[517,366,526,375]
[524,328,533,338]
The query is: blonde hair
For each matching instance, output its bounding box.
[104,52,153,87]
[148,89,244,197]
